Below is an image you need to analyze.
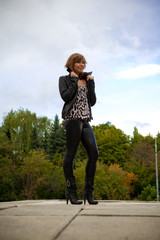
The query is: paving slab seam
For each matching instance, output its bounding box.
[0,205,18,211]
[80,214,160,218]
[52,207,85,240]
[0,200,66,209]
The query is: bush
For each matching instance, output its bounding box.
[35,167,65,199]
[138,184,157,201]
[0,157,17,201]
[74,161,138,200]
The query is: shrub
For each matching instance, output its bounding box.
[138,184,157,201]
[74,161,138,200]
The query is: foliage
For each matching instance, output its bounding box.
[35,167,65,199]
[48,115,66,157]
[124,137,156,198]
[2,109,36,155]
[19,150,53,199]
[0,109,159,201]
[131,127,144,147]
[0,157,18,201]
[75,162,138,200]
[0,131,13,158]
[138,185,157,201]
[92,123,130,166]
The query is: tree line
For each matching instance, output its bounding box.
[0,108,159,201]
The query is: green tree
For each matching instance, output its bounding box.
[2,109,36,158]
[1,108,160,201]
[43,129,50,153]
[31,126,40,150]
[1,109,52,159]
[156,132,160,151]
[19,150,54,199]
[0,129,13,158]
[49,115,65,157]
[124,138,155,198]
[92,123,130,166]
[35,116,51,150]
[131,127,144,147]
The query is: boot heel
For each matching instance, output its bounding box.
[66,194,69,204]
[83,193,98,205]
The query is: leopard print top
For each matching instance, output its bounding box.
[64,86,91,121]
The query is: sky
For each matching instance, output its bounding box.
[0,0,160,137]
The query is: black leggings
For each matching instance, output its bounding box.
[63,119,98,179]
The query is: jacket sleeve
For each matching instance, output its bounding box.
[59,76,78,103]
[88,79,96,106]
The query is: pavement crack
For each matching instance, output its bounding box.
[52,207,84,240]
[0,205,18,211]
[80,213,160,218]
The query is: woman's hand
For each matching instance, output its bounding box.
[86,75,94,81]
[70,71,78,78]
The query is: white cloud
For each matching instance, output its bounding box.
[121,30,141,49]
[0,0,160,136]
[116,64,160,79]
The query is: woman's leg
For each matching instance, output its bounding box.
[63,120,83,204]
[81,122,98,178]
[81,121,98,204]
[63,119,82,178]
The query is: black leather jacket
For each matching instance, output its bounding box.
[59,74,96,119]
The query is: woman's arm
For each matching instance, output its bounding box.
[86,75,96,106]
[88,79,96,106]
[59,76,78,103]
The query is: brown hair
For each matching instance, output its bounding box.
[65,53,87,71]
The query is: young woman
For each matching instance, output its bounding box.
[59,53,98,204]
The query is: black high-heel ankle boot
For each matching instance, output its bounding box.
[83,177,98,205]
[65,177,83,205]
[83,192,98,205]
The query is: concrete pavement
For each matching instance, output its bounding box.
[0,200,160,240]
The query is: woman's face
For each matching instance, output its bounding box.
[73,61,85,75]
